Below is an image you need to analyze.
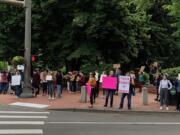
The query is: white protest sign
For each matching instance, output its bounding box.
[17,65,24,71]
[118,75,130,93]
[11,75,21,86]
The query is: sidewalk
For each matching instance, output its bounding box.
[0,90,177,112]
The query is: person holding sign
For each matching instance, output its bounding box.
[119,73,135,110]
[104,70,116,108]
[11,71,22,98]
[88,72,97,108]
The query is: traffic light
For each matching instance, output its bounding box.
[31,55,36,62]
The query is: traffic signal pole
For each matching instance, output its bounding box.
[22,0,33,98]
[0,0,33,98]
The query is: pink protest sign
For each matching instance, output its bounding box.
[102,77,117,90]
[86,84,92,97]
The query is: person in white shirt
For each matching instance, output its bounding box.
[46,71,54,99]
[158,75,172,110]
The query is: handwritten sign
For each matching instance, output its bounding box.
[102,77,117,90]
[118,76,130,93]
[11,75,21,86]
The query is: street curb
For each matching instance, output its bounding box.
[48,108,180,115]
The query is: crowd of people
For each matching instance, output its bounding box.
[0,68,180,111]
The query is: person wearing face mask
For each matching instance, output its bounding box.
[158,74,172,110]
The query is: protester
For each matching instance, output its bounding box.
[88,72,96,108]
[104,70,115,108]
[32,70,40,97]
[75,73,81,92]
[66,72,71,92]
[115,68,122,95]
[154,74,161,101]
[56,71,63,98]
[46,71,55,99]
[138,71,145,92]
[95,70,99,97]
[158,74,172,110]
[40,70,47,96]
[100,71,107,97]
[0,71,8,94]
[11,71,22,98]
[70,71,76,93]
[119,72,135,110]
[175,74,180,112]
[79,72,85,87]
[0,71,2,94]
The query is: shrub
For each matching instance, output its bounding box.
[12,56,24,66]
[162,66,180,78]
[0,61,8,71]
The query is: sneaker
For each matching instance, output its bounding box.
[160,106,163,110]
[52,97,55,100]
[48,96,51,99]
[166,107,169,111]
[89,105,93,108]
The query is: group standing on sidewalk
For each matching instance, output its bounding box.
[1,67,180,112]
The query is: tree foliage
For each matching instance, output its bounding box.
[0,0,180,70]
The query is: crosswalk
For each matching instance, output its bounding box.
[0,111,49,134]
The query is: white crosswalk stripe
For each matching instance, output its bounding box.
[0,111,49,134]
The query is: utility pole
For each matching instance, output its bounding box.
[21,0,32,97]
[0,0,33,97]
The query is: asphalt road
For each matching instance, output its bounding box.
[0,105,180,135]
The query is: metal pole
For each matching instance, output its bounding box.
[21,0,33,98]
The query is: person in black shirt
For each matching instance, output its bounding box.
[56,71,63,98]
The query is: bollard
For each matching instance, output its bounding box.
[142,87,148,105]
[80,86,87,103]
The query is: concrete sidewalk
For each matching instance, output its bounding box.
[0,90,177,112]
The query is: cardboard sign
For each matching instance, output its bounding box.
[102,77,117,90]
[118,76,130,93]
[17,65,24,71]
[113,64,121,69]
[11,75,21,86]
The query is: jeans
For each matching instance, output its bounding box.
[57,84,62,97]
[15,85,22,97]
[42,82,47,94]
[104,90,114,107]
[47,81,54,98]
[120,93,132,109]
[160,88,169,106]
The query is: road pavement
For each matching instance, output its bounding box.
[0,105,180,135]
